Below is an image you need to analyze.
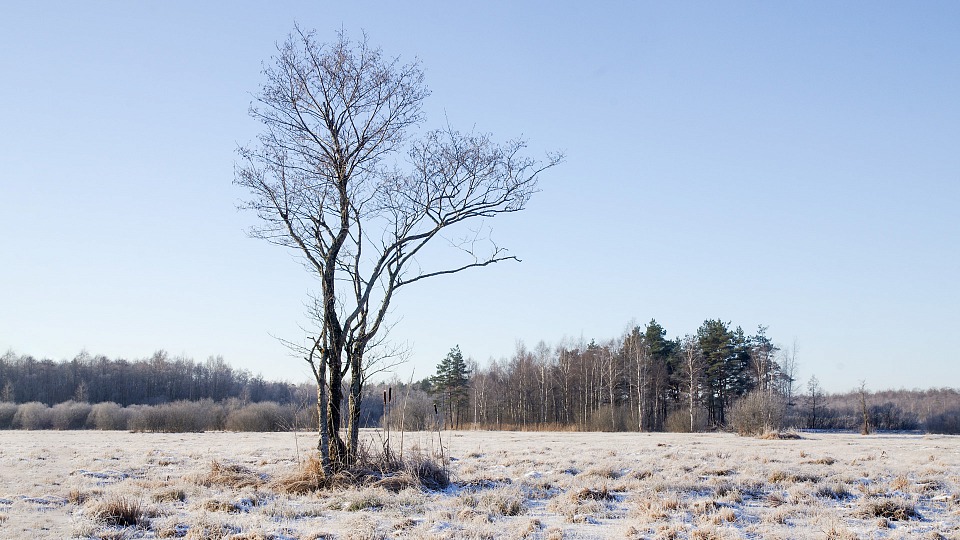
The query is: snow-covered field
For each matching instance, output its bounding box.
[0,429,957,539]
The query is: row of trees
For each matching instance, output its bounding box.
[427,319,794,433]
[1,347,957,434]
[415,320,959,435]
[0,350,304,406]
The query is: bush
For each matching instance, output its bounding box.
[0,402,17,429]
[585,406,633,432]
[225,402,293,431]
[665,408,708,433]
[13,402,53,429]
[51,400,92,430]
[730,390,787,436]
[128,400,221,432]
[87,402,130,430]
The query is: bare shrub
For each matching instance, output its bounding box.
[665,409,708,433]
[585,406,632,432]
[729,390,786,436]
[127,404,164,432]
[0,402,17,428]
[129,400,221,432]
[224,402,293,432]
[87,402,130,430]
[13,401,52,429]
[51,400,92,430]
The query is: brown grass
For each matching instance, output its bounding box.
[574,487,616,501]
[152,487,187,503]
[202,460,263,489]
[859,498,920,521]
[87,495,149,528]
[273,450,449,494]
[758,431,802,440]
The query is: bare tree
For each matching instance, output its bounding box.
[858,380,870,435]
[236,27,560,468]
[679,336,704,432]
[805,375,823,429]
[779,339,799,409]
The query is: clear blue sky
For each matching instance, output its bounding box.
[1,2,957,393]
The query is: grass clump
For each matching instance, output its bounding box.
[816,483,853,500]
[88,495,149,528]
[202,460,263,489]
[859,498,920,521]
[274,448,449,494]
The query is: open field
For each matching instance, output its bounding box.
[0,430,957,539]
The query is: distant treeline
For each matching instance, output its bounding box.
[2,346,958,435]
[799,387,960,434]
[0,350,306,406]
[369,381,960,435]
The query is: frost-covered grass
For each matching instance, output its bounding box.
[0,430,958,539]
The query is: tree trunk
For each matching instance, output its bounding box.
[347,360,362,464]
[327,358,346,467]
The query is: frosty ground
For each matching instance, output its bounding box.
[0,430,957,539]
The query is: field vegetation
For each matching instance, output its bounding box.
[0,430,957,539]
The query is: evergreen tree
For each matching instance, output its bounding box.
[643,319,677,430]
[431,346,472,429]
[697,319,736,426]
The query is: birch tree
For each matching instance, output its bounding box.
[236,27,559,468]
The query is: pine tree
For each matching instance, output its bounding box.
[431,346,472,429]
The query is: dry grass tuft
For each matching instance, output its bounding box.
[203,460,263,489]
[87,495,149,528]
[824,523,858,540]
[758,431,802,440]
[583,465,623,479]
[802,456,836,465]
[273,454,325,494]
[816,483,853,500]
[202,499,238,513]
[343,488,390,511]
[68,487,94,505]
[273,450,449,494]
[890,475,910,491]
[859,498,920,521]
[691,526,722,540]
[574,487,616,501]
[183,518,239,540]
[768,470,820,484]
[153,487,187,503]
[689,499,718,516]
[709,506,737,524]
